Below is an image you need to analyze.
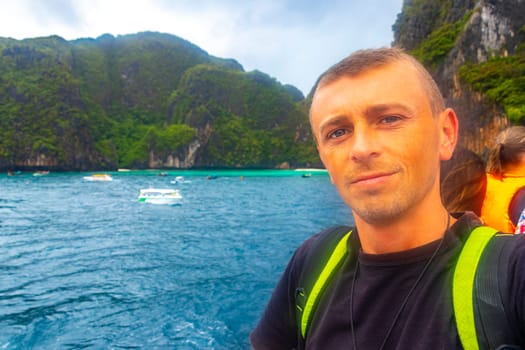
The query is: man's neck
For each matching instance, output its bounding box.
[353,200,452,254]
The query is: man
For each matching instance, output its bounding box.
[250,47,525,349]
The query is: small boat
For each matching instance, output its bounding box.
[302,173,312,178]
[33,170,50,176]
[138,188,182,205]
[83,174,113,181]
[170,176,191,184]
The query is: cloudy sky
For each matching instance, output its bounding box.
[0,0,403,95]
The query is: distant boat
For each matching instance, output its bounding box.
[83,174,113,181]
[170,176,191,184]
[301,173,312,178]
[33,170,50,176]
[138,188,182,205]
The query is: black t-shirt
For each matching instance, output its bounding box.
[250,213,525,349]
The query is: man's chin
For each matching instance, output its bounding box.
[350,202,403,226]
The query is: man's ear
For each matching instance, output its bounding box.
[438,108,459,161]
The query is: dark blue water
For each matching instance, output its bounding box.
[0,171,353,349]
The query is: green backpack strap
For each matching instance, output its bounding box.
[475,234,522,350]
[454,226,497,350]
[453,226,522,350]
[296,224,522,348]
[295,226,353,341]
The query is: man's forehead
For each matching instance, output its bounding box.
[309,62,430,127]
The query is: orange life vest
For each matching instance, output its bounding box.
[481,173,525,232]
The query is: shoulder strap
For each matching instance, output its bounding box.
[454,226,521,350]
[474,233,521,349]
[454,226,497,350]
[295,225,352,341]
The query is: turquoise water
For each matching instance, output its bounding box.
[0,170,353,349]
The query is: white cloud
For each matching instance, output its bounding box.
[0,0,403,95]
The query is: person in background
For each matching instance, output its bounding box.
[481,126,525,233]
[440,146,487,216]
[510,187,525,233]
[250,47,525,349]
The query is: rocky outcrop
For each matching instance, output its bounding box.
[393,0,525,154]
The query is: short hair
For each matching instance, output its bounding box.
[487,126,525,177]
[440,147,487,216]
[313,47,445,117]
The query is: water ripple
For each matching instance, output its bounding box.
[0,172,352,349]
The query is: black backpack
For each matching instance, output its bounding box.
[294,225,523,349]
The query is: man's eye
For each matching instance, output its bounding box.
[330,129,346,138]
[381,115,402,124]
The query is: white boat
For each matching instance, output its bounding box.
[83,173,113,181]
[170,176,191,184]
[138,188,182,205]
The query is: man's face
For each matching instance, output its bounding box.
[310,61,447,225]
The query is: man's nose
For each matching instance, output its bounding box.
[350,126,380,162]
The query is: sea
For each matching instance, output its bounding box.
[0,169,353,349]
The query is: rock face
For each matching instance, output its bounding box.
[393,0,525,154]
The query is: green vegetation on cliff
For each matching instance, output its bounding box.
[394,0,525,130]
[411,12,472,67]
[0,32,318,171]
[393,0,464,55]
[168,64,316,168]
[460,48,525,122]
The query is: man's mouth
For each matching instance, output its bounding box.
[350,172,393,184]
[349,171,397,186]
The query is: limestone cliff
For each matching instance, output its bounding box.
[393,0,525,154]
[0,32,317,171]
